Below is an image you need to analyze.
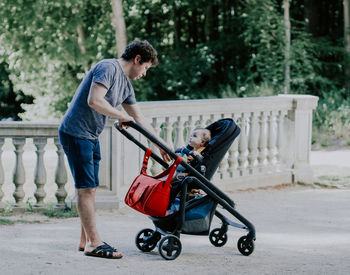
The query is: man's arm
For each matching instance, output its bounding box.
[87,82,134,128]
[122,103,172,162]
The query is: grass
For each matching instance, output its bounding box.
[43,206,78,218]
[0,203,79,226]
[0,218,42,225]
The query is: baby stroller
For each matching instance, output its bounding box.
[114,118,256,260]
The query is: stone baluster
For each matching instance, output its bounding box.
[258,111,267,173]
[12,138,26,207]
[33,138,47,207]
[0,138,4,205]
[216,114,227,179]
[174,116,186,149]
[164,117,174,148]
[198,115,206,128]
[54,138,68,208]
[227,114,239,178]
[275,110,286,170]
[186,115,195,143]
[247,111,259,174]
[237,113,248,176]
[266,111,276,167]
[150,117,162,175]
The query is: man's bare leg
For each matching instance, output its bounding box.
[77,188,122,257]
[77,188,101,248]
[78,224,87,250]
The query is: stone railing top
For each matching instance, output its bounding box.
[0,122,59,137]
[137,95,318,116]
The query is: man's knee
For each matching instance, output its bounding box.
[77,187,97,198]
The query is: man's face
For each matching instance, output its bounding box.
[130,56,152,80]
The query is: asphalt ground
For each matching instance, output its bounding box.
[1,149,350,275]
[1,186,350,275]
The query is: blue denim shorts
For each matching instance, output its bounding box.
[59,130,101,189]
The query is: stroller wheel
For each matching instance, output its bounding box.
[158,235,182,260]
[209,228,228,247]
[135,228,159,252]
[237,236,255,256]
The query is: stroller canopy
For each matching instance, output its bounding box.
[192,118,240,180]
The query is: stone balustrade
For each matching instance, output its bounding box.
[0,95,318,211]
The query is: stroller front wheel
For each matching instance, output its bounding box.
[209,228,228,247]
[135,228,159,252]
[158,235,182,260]
[237,235,255,256]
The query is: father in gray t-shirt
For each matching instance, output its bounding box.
[59,40,171,259]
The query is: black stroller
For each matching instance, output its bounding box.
[114,118,256,260]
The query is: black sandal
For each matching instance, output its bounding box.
[79,242,118,252]
[84,243,123,259]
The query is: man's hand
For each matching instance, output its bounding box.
[118,114,135,130]
[159,147,172,162]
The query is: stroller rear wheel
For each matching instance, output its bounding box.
[135,228,159,252]
[209,228,228,247]
[237,235,255,256]
[158,235,182,260]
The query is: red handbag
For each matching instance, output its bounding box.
[124,149,183,217]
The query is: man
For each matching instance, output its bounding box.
[59,40,171,259]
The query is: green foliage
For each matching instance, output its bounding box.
[0,62,34,120]
[0,0,348,132]
[241,0,285,91]
[0,0,116,119]
[313,91,350,148]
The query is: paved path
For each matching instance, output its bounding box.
[1,150,350,274]
[2,186,350,275]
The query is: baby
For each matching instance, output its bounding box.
[166,128,211,214]
[176,127,211,172]
[174,128,211,195]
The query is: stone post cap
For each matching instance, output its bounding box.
[278,94,319,110]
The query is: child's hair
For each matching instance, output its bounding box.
[194,128,211,146]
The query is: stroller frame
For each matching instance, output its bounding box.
[114,120,256,260]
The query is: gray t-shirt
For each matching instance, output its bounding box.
[59,59,136,139]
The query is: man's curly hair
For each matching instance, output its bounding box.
[121,40,158,66]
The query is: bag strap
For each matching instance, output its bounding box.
[141,148,152,174]
[164,156,183,185]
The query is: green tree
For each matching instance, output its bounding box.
[0,62,34,120]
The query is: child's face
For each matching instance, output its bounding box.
[188,129,205,149]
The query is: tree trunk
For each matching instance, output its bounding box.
[283,0,291,94]
[344,0,350,93]
[76,26,89,73]
[111,0,127,58]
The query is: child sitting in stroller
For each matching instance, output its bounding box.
[166,128,211,215]
[174,128,211,191]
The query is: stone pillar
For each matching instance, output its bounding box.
[279,95,319,183]
[248,111,259,174]
[238,113,248,176]
[12,138,26,207]
[33,137,47,208]
[54,138,67,208]
[258,111,267,173]
[174,116,185,149]
[150,117,163,175]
